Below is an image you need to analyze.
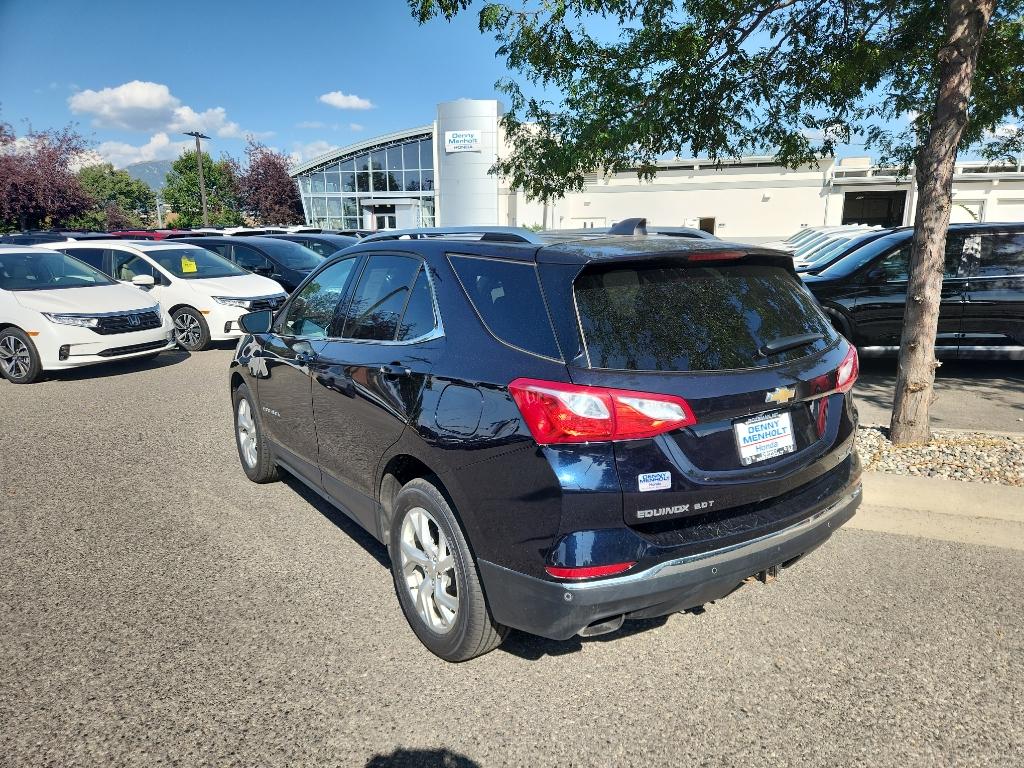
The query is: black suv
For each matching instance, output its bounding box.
[177,236,323,292]
[229,223,862,661]
[803,223,1024,358]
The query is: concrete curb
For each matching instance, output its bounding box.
[852,471,1024,551]
[858,423,1024,438]
[861,470,1024,522]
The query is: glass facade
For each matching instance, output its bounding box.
[293,133,435,230]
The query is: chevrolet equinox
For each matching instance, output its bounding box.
[229,222,862,661]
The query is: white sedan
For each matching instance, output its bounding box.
[0,247,175,384]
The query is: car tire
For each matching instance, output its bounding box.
[0,328,43,384]
[172,307,211,351]
[389,478,507,662]
[232,382,279,484]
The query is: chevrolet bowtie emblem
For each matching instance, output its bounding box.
[765,386,796,404]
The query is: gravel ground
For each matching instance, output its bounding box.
[858,426,1024,486]
[2,349,1023,767]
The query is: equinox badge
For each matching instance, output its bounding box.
[765,386,796,405]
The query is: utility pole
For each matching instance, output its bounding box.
[183,131,211,226]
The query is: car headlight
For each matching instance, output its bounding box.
[212,297,252,309]
[42,313,99,328]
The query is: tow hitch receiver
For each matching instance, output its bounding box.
[745,565,779,585]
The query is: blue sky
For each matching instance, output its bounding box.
[0,0,508,167]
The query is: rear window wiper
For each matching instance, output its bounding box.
[758,332,825,357]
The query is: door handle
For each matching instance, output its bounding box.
[380,364,411,376]
[295,350,319,364]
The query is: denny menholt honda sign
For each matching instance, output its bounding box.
[444,130,481,153]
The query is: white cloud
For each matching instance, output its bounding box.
[93,132,190,168]
[318,91,374,110]
[296,120,326,129]
[69,81,180,131]
[68,79,269,139]
[288,140,340,165]
[990,122,1021,138]
[349,122,365,132]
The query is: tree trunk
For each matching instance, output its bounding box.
[889,0,997,445]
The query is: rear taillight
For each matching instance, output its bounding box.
[545,562,636,580]
[508,378,696,445]
[836,345,859,393]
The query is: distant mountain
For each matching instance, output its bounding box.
[123,160,174,193]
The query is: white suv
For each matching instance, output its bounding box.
[51,240,286,351]
[0,247,175,384]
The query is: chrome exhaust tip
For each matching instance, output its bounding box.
[578,614,625,637]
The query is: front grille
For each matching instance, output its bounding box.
[97,340,168,358]
[250,295,286,312]
[94,309,163,335]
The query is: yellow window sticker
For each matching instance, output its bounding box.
[181,255,198,273]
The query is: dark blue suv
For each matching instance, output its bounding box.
[229,223,861,661]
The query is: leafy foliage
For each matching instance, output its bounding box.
[411,0,1024,201]
[66,163,157,231]
[238,139,304,225]
[162,150,244,227]
[0,120,93,231]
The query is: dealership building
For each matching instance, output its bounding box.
[289,99,1024,238]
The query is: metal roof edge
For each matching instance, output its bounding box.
[288,125,434,176]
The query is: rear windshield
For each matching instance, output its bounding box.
[574,263,835,371]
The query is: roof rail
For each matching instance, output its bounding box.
[359,226,545,245]
[608,218,648,236]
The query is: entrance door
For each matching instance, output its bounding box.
[842,191,907,227]
[367,204,397,231]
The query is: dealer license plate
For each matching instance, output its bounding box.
[734,411,796,466]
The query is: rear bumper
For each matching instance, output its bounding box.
[478,484,860,640]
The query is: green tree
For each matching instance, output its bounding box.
[66,163,156,230]
[163,150,244,227]
[411,0,1024,444]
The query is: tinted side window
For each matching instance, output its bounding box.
[66,248,107,272]
[232,245,273,271]
[397,269,436,341]
[204,243,233,260]
[976,232,1024,277]
[343,255,422,341]
[279,258,358,338]
[873,235,964,281]
[449,255,561,359]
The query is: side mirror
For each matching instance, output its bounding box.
[239,309,273,334]
[132,274,155,287]
[253,265,274,277]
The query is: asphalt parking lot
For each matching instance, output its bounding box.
[2,349,1022,767]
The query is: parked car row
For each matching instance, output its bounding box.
[798,222,1024,359]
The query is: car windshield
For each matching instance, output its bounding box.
[145,247,247,279]
[0,250,116,291]
[574,262,835,371]
[258,240,323,270]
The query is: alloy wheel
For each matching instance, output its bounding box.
[0,335,31,380]
[236,398,258,468]
[174,313,201,348]
[399,507,459,633]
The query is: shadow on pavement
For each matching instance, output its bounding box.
[854,358,1024,430]
[44,348,191,382]
[281,472,390,569]
[365,748,480,767]
[500,616,670,660]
